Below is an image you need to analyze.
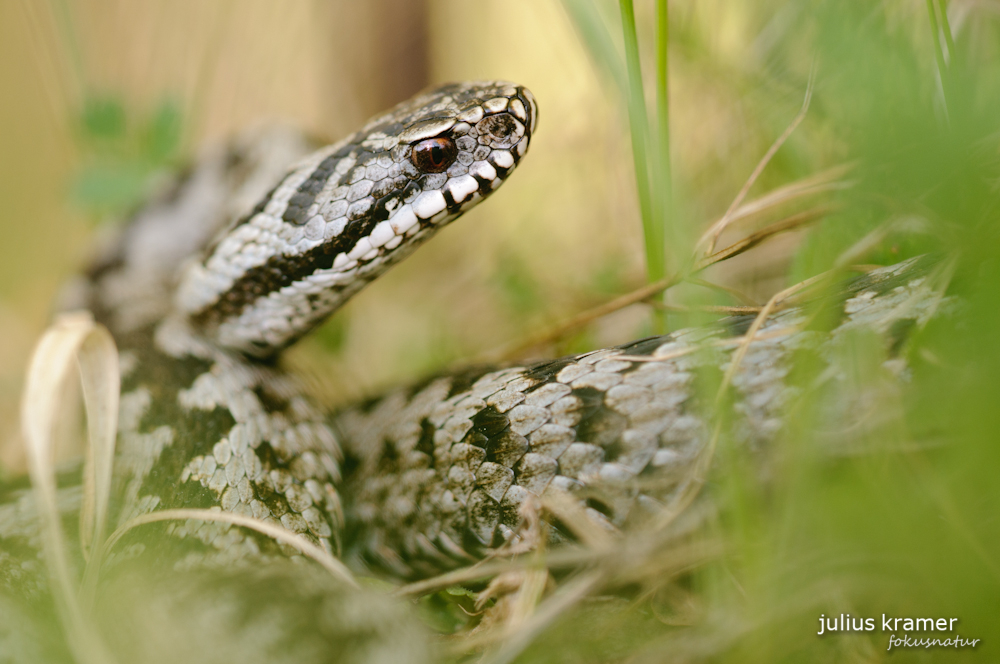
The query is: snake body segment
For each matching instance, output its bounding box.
[335,258,939,576]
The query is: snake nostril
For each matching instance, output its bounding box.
[475,114,524,149]
[484,114,515,139]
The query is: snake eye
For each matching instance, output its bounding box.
[411,137,458,173]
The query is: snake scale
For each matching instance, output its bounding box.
[0,81,941,662]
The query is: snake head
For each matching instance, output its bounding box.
[176,81,537,357]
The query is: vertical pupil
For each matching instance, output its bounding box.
[412,137,456,173]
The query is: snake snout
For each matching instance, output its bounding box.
[478,84,537,159]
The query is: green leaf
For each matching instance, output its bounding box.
[142,100,183,163]
[71,161,152,214]
[80,96,126,142]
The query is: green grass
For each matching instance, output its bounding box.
[563,0,675,332]
[514,1,1000,662]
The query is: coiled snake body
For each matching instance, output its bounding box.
[0,81,940,661]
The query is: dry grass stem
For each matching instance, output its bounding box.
[102,508,358,588]
[21,312,120,664]
[481,195,836,363]
[718,271,831,398]
[696,164,853,252]
[540,490,617,549]
[474,571,604,664]
[454,533,723,660]
[475,274,681,363]
[644,301,762,315]
[833,216,930,270]
[392,546,602,599]
[702,70,816,255]
[397,500,722,603]
[459,569,552,651]
[614,325,799,363]
[647,272,830,534]
[684,276,760,305]
[693,205,836,272]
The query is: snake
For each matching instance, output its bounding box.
[0,80,942,662]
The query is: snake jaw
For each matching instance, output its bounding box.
[174,81,536,357]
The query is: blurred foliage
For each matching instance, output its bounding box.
[495,1,1000,662]
[417,586,481,634]
[494,250,546,319]
[71,95,184,219]
[792,0,1000,281]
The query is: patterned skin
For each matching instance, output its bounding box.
[65,81,539,570]
[334,257,940,576]
[175,81,537,356]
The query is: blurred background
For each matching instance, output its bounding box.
[3,2,1000,661]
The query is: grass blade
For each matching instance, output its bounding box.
[618,0,663,288]
[560,0,627,98]
[22,312,119,664]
